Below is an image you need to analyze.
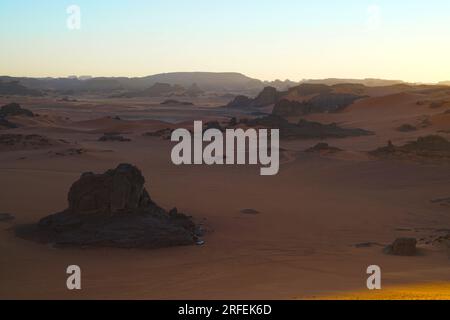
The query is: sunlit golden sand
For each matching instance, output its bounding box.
[319,283,450,300]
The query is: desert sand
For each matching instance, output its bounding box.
[0,88,449,300]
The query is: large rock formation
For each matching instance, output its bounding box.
[16,164,199,249]
[226,86,281,109]
[0,103,34,117]
[272,93,363,117]
[243,115,373,139]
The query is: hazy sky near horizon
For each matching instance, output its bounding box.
[1,0,449,83]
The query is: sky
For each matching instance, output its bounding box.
[1,0,449,83]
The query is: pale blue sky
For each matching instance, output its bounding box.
[1,0,449,82]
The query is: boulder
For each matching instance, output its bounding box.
[0,103,34,117]
[384,238,417,256]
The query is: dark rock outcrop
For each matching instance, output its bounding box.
[272,99,312,117]
[226,95,253,109]
[252,86,280,107]
[0,103,34,117]
[0,134,55,150]
[143,128,173,140]
[273,94,363,117]
[0,213,15,222]
[306,143,342,153]
[244,115,373,139]
[98,133,131,142]
[226,86,281,109]
[370,135,450,162]
[384,238,417,256]
[161,99,194,106]
[16,164,199,249]
[397,124,417,132]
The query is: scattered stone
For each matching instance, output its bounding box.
[0,134,55,151]
[49,148,86,157]
[384,238,417,256]
[305,143,342,154]
[143,128,173,140]
[98,133,131,142]
[16,164,199,249]
[397,124,417,132]
[0,213,15,222]
[370,135,450,162]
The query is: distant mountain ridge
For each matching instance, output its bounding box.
[0,72,410,97]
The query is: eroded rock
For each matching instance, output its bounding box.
[16,164,199,249]
[384,238,417,256]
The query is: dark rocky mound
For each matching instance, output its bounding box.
[0,103,34,117]
[252,86,280,107]
[161,99,194,106]
[305,143,342,153]
[226,86,281,109]
[98,133,131,142]
[226,95,254,109]
[16,164,199,249]
[244,115,373,139]
[143,128,173,140]
[384,238,417,256]
[0,134,55,150]
[397,124,417,132]
[370,136,450,162]
[240,209,260,215]
[308,93,363,112]
[272,94,363,117]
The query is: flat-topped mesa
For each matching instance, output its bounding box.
[67,163,153,215]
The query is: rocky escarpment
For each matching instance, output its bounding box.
[272,93,363,117]
[16,164,200,249]
[226,86,282,109]
[242,115,373,139]
[227,83,365,115]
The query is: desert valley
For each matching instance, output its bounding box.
[0,73,449,299]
